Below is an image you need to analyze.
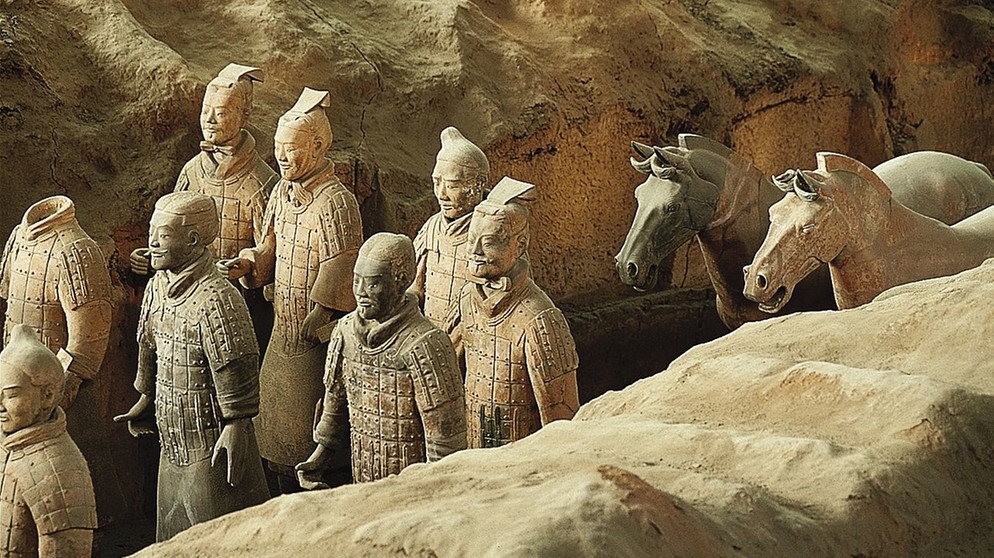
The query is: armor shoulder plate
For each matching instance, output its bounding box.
[525,307,579,383]
[0,224,20,299]
[201,279,259,371]
[323,318,346,388]
[319,187,363,260]
[21,439,97,534]
[252,157,279,200]
[58,237,111,310]
[174,158,197,192]
[412,214,436,256]
[407,326,463,412]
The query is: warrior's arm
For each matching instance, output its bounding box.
[0,224,18,304]
[313,326,348,449]
[236,194,278,289]
[408,223,430,306]
[444,290,466,372]
[57,239,112,382]
[39,529,94,558]
[525,308,581,425]
[62,300,111,381]
[410,330,468,461]
[309,191,363,314]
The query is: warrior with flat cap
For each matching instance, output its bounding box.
[447,177,580,448]
[220,88,363,489]
[411,126,489,327]
[1,324,97,557]
[296,232,466,487]
[116,191,269,541]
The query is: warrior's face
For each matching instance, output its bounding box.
[353,257,406,322]
[148,211,201,272]
[200,88,245,147]
[432,159,483,220]
[467,213,523,280]
[274,124,323,182]
[0,366,49,434]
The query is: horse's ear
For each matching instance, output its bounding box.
[653,146,690,171]
[631,141,655,159]
[817,152,892,196]
[677,134,700,149]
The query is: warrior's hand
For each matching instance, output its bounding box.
[212,419,251,487]
[129,248,152,277]
[113,394,155,437]
[59,372,83,410]
[302,305,333,343]
[295,445,331,490]
[217,257,252,281]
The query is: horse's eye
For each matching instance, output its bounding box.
[801,223,816,234]
[665,203,680,213]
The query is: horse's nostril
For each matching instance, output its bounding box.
[756,273,768,290]
[627,262,638,278]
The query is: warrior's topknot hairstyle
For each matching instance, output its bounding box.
[153,191,220,245]
[357,232,417,290]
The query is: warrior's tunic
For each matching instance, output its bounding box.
[0,408,96,558]
[0,196,123,524]
[174,130,277,261]
[448,260,580,448]
[137,250,268,541]
[411,211,472,328]
[239,160,363,468]
[315,294,466,482]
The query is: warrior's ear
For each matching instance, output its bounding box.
[631,141,655,159]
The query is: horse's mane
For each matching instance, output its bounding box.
[679,134,733,158]
[817,152,892,199]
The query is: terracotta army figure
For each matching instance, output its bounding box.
[220,88,363,486]
[1,324,97,557]
[447,178,580,448]
[411,127,489,327]
[296,233,467,487]
[129,63,278,347]
[115,192,268,541]
[0,194,124,522]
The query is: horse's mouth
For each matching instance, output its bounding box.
[758,286,789,313]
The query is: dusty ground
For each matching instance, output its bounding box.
[1,1,993,555]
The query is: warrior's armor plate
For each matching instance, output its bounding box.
[175,130,277,260]
[137,256,261,465]
[0,197,111,381]
[315,295,466,483]
[239,161,363,467]
[412,212,473,327]
[449,262,580,449]
[0,409,97,558]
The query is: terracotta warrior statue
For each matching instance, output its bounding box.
[130,63,277,275]
[447,177,580,448]
[411,127,489,327]
[220,88,363,487]
[296,233,466,487]
[0,195,124,523]
[115,192,269,541]
[1,324,97,557]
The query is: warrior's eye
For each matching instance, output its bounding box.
[665,203,680,213]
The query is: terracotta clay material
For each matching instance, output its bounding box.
[411,126,489,328]
[0,195,124,524]
[616,135,994,329]
[297,233,467,487]
[1,324,97,558]
[744,153,994,311]
[116,192,268,541]
[130,63,277,275]
[447,177,580,449]
[219,88,363,478]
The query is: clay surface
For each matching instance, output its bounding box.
[136,257,994,558]
[744,153,994,310]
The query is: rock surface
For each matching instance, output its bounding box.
[137,258,994,557]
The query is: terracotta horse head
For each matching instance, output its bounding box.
[743,153,892,312]
[615,136,725,291]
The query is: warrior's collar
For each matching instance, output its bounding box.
[283,159,337,209]
[468,258,531,318]
[199,129,258,180]
[162,247,217,300]
[438,210,472,240]
[21,196,77,242]
[0,407,66,452]
[353,292,421,349]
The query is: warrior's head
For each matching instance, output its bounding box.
[201,63,264,147]
[468,177,535,280]
[432,127,489,221]
[353,233,416,322]
[275,88,332,182]
[148,192,219,272]
[0,325,65,434]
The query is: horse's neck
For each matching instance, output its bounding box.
[829,199,961,308]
